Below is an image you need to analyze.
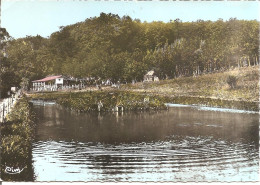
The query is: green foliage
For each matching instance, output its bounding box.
[2,14,259,88]
[227,75,238,89]
[20,77,30,91]
[1,97,36,181]
[0,28,12,97]
[31,91,167,112]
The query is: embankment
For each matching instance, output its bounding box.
[29,91,167,112]
[1,97,36,181]
[28,66,259,112]
[123,66,259,102]
[28,90,258,112]
[122,66,259,111]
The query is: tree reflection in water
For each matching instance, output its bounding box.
[29,104,259,181]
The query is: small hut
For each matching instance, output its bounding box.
[143,70,159,82]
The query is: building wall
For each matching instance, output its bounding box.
[55,78,64,85]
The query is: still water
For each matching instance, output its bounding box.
[31,103,259,181]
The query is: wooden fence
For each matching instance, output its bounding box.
[31,84,87,92]
[0,90,21,123]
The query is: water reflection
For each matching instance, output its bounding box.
[32,104,259,181]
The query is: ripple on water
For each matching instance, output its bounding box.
[32,135,259,181]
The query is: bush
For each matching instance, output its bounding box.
[1,97,36,181]
[227,75,238,89]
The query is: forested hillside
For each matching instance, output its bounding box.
[0,13,259,96]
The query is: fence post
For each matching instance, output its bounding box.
[7,98,10,113]
[0,106,2,123]
[2,104,4,122]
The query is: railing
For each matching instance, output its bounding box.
[31,84,86,92]
[0,90,21,123]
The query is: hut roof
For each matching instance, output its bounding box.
[145,70,155,76]
[32,75,62,82]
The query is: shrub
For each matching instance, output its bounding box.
[227,75,238,89]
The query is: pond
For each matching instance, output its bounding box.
[30,102,259,181]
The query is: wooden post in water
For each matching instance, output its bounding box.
[97,101,103,112]
[115,106,123,112]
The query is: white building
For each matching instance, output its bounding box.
[32,75,64,91]
[143,70,159,82]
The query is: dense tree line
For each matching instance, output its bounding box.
[0,13,259,96]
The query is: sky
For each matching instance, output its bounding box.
[1,0,260,39]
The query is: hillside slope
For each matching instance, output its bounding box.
[123,66,259,102]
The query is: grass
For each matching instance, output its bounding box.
[122,66,259,102]
[29,90,167,112]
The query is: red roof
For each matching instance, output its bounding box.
[32,75,62,82]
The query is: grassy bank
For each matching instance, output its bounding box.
[29,90,258,112]
[29,91,167,112]
[1,97,36,181]
[28,66,259,112]
[123,66,259,103]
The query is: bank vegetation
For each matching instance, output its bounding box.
[1,97,36,181]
